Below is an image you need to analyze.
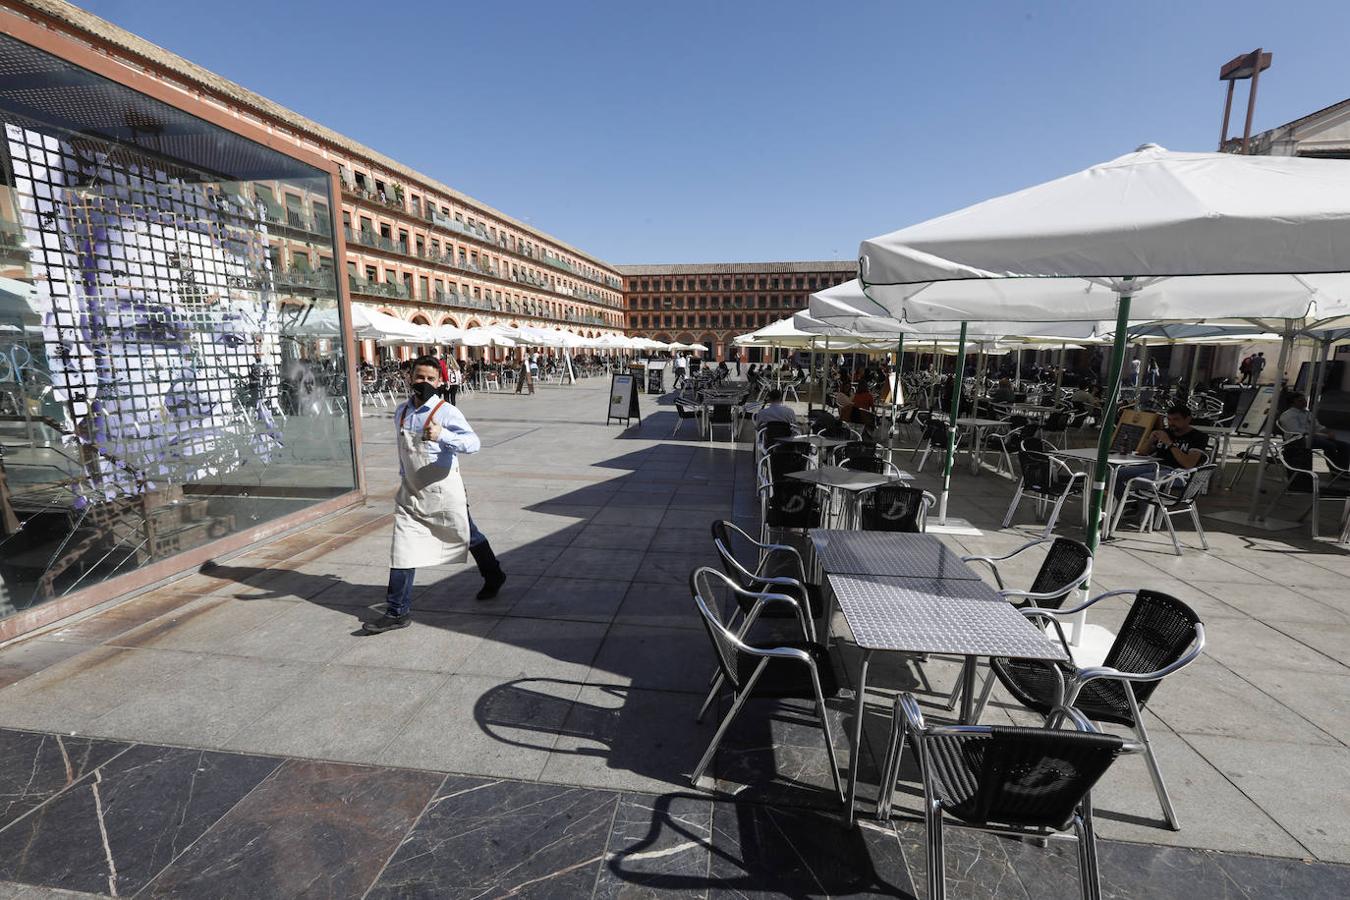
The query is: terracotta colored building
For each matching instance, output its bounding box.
[619,261,857,360]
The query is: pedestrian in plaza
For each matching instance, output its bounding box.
[364,356,506,634]
[1239,354,1254,385]
[1129,356,1142,388]
[444,356,463,405]
[515,352,535,394]
[673,351,689,389]
[1252,352,1267,383]
[1147,358,1161,387]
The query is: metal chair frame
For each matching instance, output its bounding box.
[688,567,844,800]
[1002,446,1086,537]
[1263,445,1350,541]
[973,589,1205,831]
[1110,463,1216,555]
[877,694,1138,900]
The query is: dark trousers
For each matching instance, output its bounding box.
[385,514,499,616]
[1311,434,1350,471]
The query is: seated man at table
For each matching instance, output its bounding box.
[1113,404,1210,504]
[1278,393,1350,470]
[755,388,797,428]
[839,379,876,425]
[990,377,1016,404]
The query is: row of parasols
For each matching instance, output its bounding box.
[297,306,705,353]
[738,144,1350,550]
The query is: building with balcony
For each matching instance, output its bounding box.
[619,261,857,360]
[1246,97,1350,159]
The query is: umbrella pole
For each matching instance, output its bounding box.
[1085,293,1132,553]
[1247,325,1293,518]
[1015,347,1022,391]
[1188,343,1203,393]
[1306,337,1332,449]
[890,333,905,437]
[938,321,968,525]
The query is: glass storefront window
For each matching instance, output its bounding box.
[0,33,357,618]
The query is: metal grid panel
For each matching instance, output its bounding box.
[811,531,982,579]
[828,574,1068,660]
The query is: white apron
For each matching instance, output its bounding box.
[390,400,471,568]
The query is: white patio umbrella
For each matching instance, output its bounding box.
[853,145,1350,547]
[455,327,516,348]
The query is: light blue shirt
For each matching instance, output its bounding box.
[396,400,481,473]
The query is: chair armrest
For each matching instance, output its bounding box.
[1074,623,1205,685]
[1033,588,1138,617]
[962,538,1051,566]
[896,692,928,733]
[1020,608,1076,662]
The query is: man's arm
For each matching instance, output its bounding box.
[432,404,481,454]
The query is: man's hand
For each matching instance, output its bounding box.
[423,420,442,443]
[1149,429,1170,447]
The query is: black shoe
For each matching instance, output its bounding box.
[362,612,411,633]
[476,572,506,601]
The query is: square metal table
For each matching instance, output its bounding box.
[778,434,853,451]
[788,467,912,528]
[954,417,1010,475]
[827,572,1069,825]
[810,530,981,580]
[1052,446,1155,537]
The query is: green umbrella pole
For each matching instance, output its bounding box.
[1085,293,1133,552]
[938,321,968,525]
[890,333,904,436]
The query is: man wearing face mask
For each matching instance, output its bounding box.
[364,356,506,634]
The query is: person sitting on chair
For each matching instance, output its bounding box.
[755,388,797,428]
[1279,393,1350,470]
[1114,405,1210,501]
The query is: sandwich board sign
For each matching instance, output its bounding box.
[1111,409,1161,455]
[607,373,641,426]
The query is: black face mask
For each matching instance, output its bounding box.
[410,381,438,405]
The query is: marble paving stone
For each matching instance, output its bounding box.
[331,611,497,672]
[1269,622,1350,667]
[87,656,316,747]
[542,686,715,793]
[543,547,647,582]
[588,624,714,693]
[459,616,608,681]
[0,648,205,733]
[220,664,445,763]
[1185,735,1350,863]
[1149,658,1341,746]
[570,524,660,552]
[105,596,297,654]
[381,674,581,779]
[1200,618,1346,676]
[0,642,91,691]
[633,551,719,585]
[661,509,729,530]
[140,760,443,899]
[217,565,347,601]
[593,793,714,899]
[489,543,570,576]
[1211,847,1350,899]
[0,745,280,897]
[0,730,128,832]
[1184,580,1339,624]
[212,600,371,663]
[894,819,1031,899]
[367,775,618,899]
[0,880,108,897]
[614,582,702,631]
[506,576,630,623]
[709,801,914,897]
[1232,666,1350,745]
[35,590,204,646]
[593,506,669,527]
[413,568,540,613]
[647,526,716,555]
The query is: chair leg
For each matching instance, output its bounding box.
[1075,803,1103,900]
[1044,488,1072,538]
[1131,709,1180,830]
[942,673,963,711]
[1002,484,1023,529]
[1160,506,1184,556]
[971,669,996,721]
[926,800,947,900]
[809,665,846,802]
[690,663,766,786]
[696,672,724,723]
[876,715,907,820]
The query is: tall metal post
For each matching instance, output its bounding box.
[1085,293,1132,552]
[937,321,968,525]
[1248,326,1293,520]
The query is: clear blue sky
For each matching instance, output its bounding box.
[82,0,1349,265]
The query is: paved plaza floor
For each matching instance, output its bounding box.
[0,378,1348,897]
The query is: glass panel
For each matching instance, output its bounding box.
[0,33,357,618]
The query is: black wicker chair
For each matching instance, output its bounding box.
[834,440,885,465]
[1003,438,1085,537]
[878,694,1133,900]
[758,479,823,544]
[671,399,701,438]
[963,537,1093,609]
[1263,444,1350,541]
[710,519,823,627]
[856,484,936,533]
[913,417,957,473]
[689,567,844,800]
[976,589,1205,830]
[756,450,814,488]
[757,420,795,453]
